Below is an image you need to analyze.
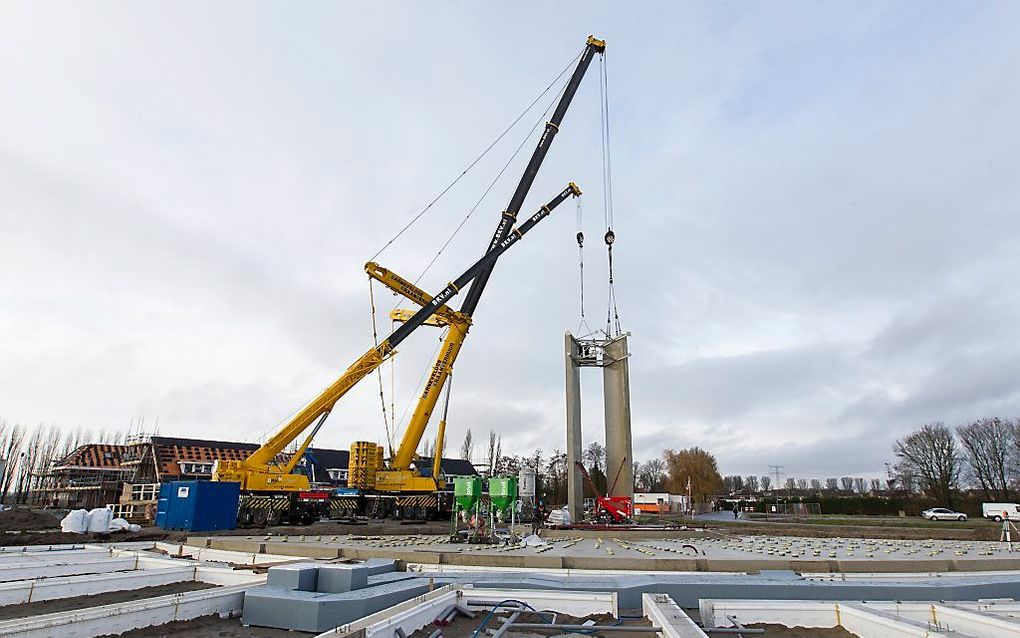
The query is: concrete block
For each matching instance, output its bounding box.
[267,562,319,591]
[444,553,563,569]
[264,542,340,559]
[653,558,699,571]
[208,538,263,553]
[699,559,772,573]
[342,548,443,564]
[952,557,1020,571]
[788,560,833,574]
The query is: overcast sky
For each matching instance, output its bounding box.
[2,3,1018,480]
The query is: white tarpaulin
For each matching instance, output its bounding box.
[60,507,138,534]
[60,509,89,533]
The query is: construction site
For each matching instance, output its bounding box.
[4,2,1020,637]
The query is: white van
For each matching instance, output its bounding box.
[982,503,1020,522]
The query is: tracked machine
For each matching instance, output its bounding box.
[212,36,609,525]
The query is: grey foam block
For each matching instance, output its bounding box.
[243,578,431,632]
[317,562,369,593]
[266,562,319,591]
[362,557,397,575]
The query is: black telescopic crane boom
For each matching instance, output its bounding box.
[458,35,605,317]
[388,183,580,348]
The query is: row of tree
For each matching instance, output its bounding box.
[722,474,887,496]
[892,418,1020,506]
[25,413,1013,513]
[0,420,127,505]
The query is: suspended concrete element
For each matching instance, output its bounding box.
[565,332,634,523]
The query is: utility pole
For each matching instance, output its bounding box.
[769,464,785,517]
[769,464,784,490]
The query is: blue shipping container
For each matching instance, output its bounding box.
[155,480,240,532]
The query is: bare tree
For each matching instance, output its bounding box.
[16,426,45,504]
[584,442,606,474]
[796,478,808,490]
[745,475,759,493]
[760,475,772,491]
[810,478,822,491]
[638,459,666,492]
[840,476,854,492]
[825,477,838,491]
[957,417,1012,501]
[784,477,796,491]
[459,429,473,461]
[486,430,497,474]
[32,424,64,502]
[870,477,882,493]
[894,422,960,505]
[853,477,866,494]
[526,448,543,473]
[0,422,26,505]
[731,475,745,492]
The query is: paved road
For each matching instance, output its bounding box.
[695,510,753,523]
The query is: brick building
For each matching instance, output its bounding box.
[33,434,476,521]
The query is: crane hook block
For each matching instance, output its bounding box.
[576,231,584,247]
[604,229,616,246]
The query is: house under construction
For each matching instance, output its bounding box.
[31,434,475,521]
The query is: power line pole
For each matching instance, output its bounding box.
[769,464,784,489]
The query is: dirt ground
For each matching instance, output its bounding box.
[96,614,315,637]
[0,526,189,547]
[746,623,857,637]
[410,610,656,638]
[0,514,448,546]
[0,507,61,531]
[0,581,217,620]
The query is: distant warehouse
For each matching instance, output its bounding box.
[32,434,475,521]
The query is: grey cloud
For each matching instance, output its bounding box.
[3,3,1020,480]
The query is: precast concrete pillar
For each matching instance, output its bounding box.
[602,333,633,499]
[564,332,584,523]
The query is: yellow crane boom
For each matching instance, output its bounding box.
[377,35,606,485]
[213,185,581,491]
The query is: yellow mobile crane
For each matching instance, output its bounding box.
[363,35,606,518]
[212,35,605,525]
[214,184,581,524]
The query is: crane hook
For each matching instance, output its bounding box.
[576,231,584,247]
[604,228,615,245]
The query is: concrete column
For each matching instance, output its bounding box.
[602,333,634,499]
[564,332,584,523]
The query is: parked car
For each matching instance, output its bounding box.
[921,507,967,521]
[982,503,1020,522]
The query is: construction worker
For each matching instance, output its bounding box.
[532,501,545,535]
